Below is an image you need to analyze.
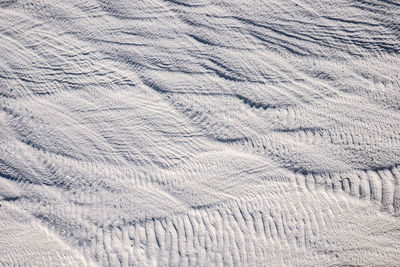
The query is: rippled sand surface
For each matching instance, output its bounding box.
[1,0,400,265]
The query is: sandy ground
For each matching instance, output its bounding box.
[1,0,400,266]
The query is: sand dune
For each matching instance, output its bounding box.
[1,0,400,266]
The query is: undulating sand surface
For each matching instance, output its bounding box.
[1,0,400,266]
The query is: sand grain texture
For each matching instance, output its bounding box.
[1,0,400,266]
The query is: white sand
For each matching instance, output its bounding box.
[1,0,400,266]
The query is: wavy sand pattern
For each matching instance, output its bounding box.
[1,0,400,266]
